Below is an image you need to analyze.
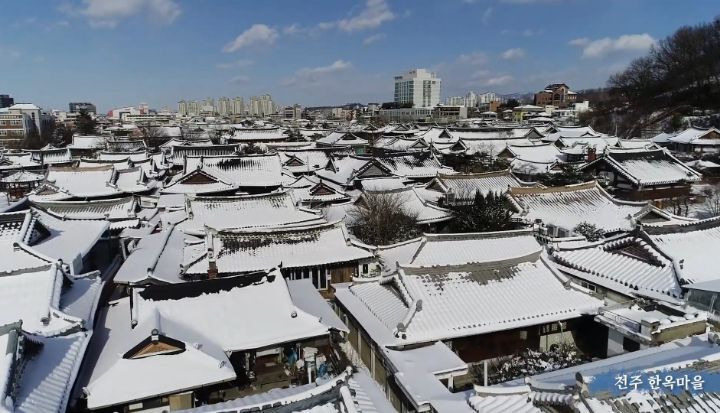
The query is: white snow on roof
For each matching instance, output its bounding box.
[669,127,720,145]
[135,274,331,352]
[386,260,601,344]
[552,234,682,299]
[184,154,285,187]
[14,331,90,413]
[508,182,647,233]
[407,230,541,268]
[360,187,452,225]
[228,127,287,142]
[32,197,136,220]
[114,224,188,285]
[648,220,720,284]
[84,297,235,410]
[184,222,373,275]
[180,191,326,235]
[0,265,81,335]
[288,279,348,332]
[426,170,529,203]
[602,149,702,186]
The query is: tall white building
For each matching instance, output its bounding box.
[478,92,497,104]
[249,94,275,117]
[232,97,245,115]
[393,69,441,108]
[178,100,188,116]
[465,91,478,108]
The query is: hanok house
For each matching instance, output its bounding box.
[177,190,327,235]
[277,148,341,176]
[580,148,702,201]
[285,175,351,208]
[0,209,111,275]
[168,143,239,169]
[80,270,345,411]
[181,222,376,297]
[668,127,720,153]
[315,131,369,153]
[425,169,535,206]
[0,169,43,199]
[180,153,289,194]
[506,181,677,238]
[334,230,602,411]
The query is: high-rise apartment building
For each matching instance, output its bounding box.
[393,69,441,108]
[0,94,14,109]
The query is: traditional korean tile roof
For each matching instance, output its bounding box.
[501,143,564,164]
[460,137,534,157]
[135,271,332,352]
[607,148,702,186]
[68,135,106,150]
[551,234,683,299]
[179,190,326,235]
[161,168,237,195]
[227,127,288,142]
[0,264,85,336]
[644,216,720,285]
[286,175,351,205]
[278,149,336,174]
[425,170,532,205]
[0,211,56,274]
[507,182,649,233]
[27,148,73,166]
[170,144,239,167]
[374,136,429,152]
[114,223,189,285]
[0,170,43,184]
[14,331,91,413]
[374,153,455,179]
[105,139,147,152]
[668,127,720,146]
[406,230,542,268]
[97,150,149,163]
[316,131,368,147]
[184,154,287,187]
[31,196,137,220]
[468,389,543,413]
[83,296,236,410]
[315,155,389,186]
[183,222,373,275]
[114,166,156,193]
[30,165,122,201]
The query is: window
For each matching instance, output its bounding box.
[362,264,369,274]
[312,268,319,288]
[623,337,640,352]
[320,268,328,289]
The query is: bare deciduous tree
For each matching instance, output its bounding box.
[347,192,421,245]
[704,187,720,217]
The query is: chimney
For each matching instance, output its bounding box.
[587,147,597,162]
[208,259,218,279]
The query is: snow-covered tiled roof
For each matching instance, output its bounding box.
[98,150,149,163]
[278,149,339,174]
[286,176,350,205]
[27,148,73,165]
[316,131,368,147]
[407,230,541,268]
[668,127,720,145]
[426,170,531,204]
[179,191,326,235]
[0,264,83,336]
[134,271,332,352]
[114,223,188,285]
[83,296,236,410]
[552,234,683,299]
[161,169,238,195]
[183,222,373,275]
[645,217,720,285]
[502,143,563,164]
[31,196,137,220]
[383,260,602,344]
[596,148,702,186]
[14,331,91,413]
[170,144,239,166]
[184,154,286,187]
[508,182,648,233]
[30,165,122,201]
[68,135,106,150]
[374,153,455,179]
[227,127,287,142]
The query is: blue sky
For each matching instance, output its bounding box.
[0,0,715,112]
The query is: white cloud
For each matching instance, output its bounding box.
[481,7,493,24]
[283,60,352,86]
[485,75,513,86]
[75,0,181,28]
[337,0,394,32]
[571,33,656,59]
[568,37,589,46]
[216,59,254,69]
[363,33,386,45]
[230,75,250,84]
[223,24,279,52]
[501,47,526,60]
[458,51,488,65]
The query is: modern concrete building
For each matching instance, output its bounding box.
[393,68,441,108]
